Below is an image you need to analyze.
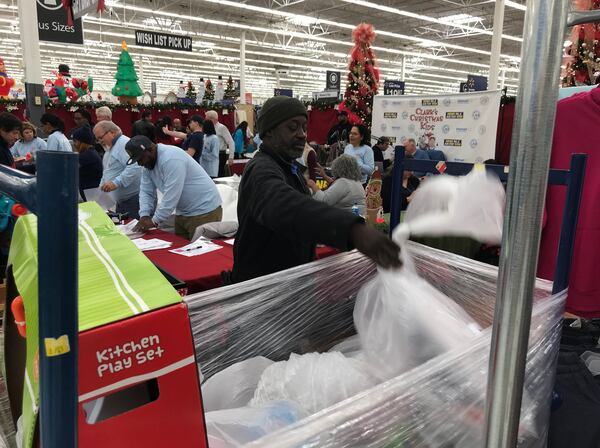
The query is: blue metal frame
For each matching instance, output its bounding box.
[0,151,78,447]
[389,146,587,294]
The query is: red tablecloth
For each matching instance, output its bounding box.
[142,229,339,294]
[231,159,249,176]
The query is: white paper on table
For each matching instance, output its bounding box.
[83,188,116,211]
[169,238,223,257]
[116,220,145,239]
[223,238,235,245]
[131,238,173,251]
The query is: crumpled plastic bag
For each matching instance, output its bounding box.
[205,400,306,447]
[202,356,274,412]
[354,254,482,381]
[250,352,377,414]
[393,169,505,244]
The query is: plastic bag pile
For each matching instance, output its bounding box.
[186,173,564,448]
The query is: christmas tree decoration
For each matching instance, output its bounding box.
[204,78,215,101]
[112,41,144,105]
[562,0,600,87]
[339,23,380,127]
[44,64,93,103]
[224,75,237,100]
[214,75,225,102]
[0,58,15,100]
[186,81,196,100]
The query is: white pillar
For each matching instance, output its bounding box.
[18,0,45,123]
[240,31,246,104]
[489,0,505,90]
[500,68,506,89]
[400,55,406,81]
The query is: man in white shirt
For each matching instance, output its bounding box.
[205,110,234,177]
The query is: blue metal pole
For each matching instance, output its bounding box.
[552,154,587,294]
[37,150,79,448]
[389,146,405,234]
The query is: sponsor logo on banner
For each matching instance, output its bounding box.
[436,161,447,174]
[409,99,417,107]
[392,125,402,130]
[381,100,389,108]
[472,110,481,120]
[457,99,470,104]
[480,96,490,105]
[470,139,478,149]
[402,111,409,120]
[380,123,388,132]
[383,112,398,119]
[444,139,463,147]
[478,125,487,135]
[446,112,464,119]
[389,136,398,144]
[443,98,452,107]
[326,71,341,92]
[456,128,469,134]
[442,125,450,134]
[422,99,438,106]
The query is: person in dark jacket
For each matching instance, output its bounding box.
[73,126,103,201]
[132,110,156,141]
[0,112,21,167]
[231,96,401,284]
[326,110,352,146]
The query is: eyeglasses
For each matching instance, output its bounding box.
[96,131,110,142]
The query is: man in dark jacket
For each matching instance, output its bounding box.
[0,112,21,167]
[132,110,156,141]
[232,96,400,283]
[326,110,352,146]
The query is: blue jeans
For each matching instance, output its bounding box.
[116,194,140,219]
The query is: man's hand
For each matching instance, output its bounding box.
[227,159,234,166]
[101,182,117,192]
[306,179,319,193]
[351,223,401,270]
[316,164,326,178]
[133,216,155,233]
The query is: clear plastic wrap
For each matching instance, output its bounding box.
[185,243,563,447]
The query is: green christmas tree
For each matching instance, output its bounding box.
[186,81,196,100]
[112,41,143,103]
[224,75,236,99]
[204,78,215,101]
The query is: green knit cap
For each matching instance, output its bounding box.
[258,96,307,138]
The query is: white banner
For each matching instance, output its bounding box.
[372,90,502,163]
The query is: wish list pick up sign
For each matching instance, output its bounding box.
[135,30,193,52]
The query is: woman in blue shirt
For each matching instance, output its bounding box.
[201,120,220,178]
[41,113,72,152]
[10,122,46,158]
[344,124,374,185]
[233,121,248,158]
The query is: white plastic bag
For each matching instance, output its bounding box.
[354,253,482,381]
[215,184,239,223]
[202,356,274,412]
[393,169,505,244]
[205,400,306,447]
[250,352,376,414]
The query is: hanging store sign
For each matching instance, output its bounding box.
[383,80,405,96]
[274,88,293,97]
[37,0,83,45]
[326,71,341,93]
[134,30,193,52]
[372,90,502,163]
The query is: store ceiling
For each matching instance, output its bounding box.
[1,0,526,102]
